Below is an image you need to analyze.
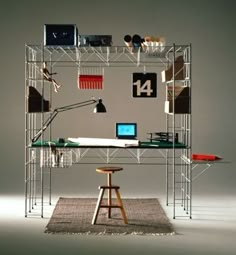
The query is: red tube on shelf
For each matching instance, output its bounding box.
[191,154,222,161]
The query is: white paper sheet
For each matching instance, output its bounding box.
[68,137,139,147]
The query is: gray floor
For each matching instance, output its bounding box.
[1,195,236,255]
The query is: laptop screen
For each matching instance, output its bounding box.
[116,123,137,139]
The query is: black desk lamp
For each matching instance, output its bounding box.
[31,98,106,143]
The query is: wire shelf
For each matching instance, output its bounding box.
[40,148,72,168]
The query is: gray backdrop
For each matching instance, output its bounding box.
[0,0,235,198]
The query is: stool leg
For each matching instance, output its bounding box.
[92,188,105,225]
[115,189,128,224]
[107,173,112,218]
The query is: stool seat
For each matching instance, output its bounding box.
[96,166,123,174]
[99,185,120,189]
[92,166,127,225]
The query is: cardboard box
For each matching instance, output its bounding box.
[165,86,190,114]
[162,55,185,82]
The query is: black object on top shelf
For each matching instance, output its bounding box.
[79,35,112,47]
[44,24,78,47]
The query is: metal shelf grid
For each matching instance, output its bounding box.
[25,44,192,219]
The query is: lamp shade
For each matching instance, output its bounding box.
[94,99,106,113]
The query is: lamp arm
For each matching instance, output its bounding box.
[31,99,98,143]
[31,110,59,143]
[56,99,97,113]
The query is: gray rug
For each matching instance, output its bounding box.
[45,197,175,235]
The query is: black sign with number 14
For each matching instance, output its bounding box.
[132,73,157,98]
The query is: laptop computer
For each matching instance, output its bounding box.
[116,123,137,140]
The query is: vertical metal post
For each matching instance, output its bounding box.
[32,61,37,208]
[24,45,28,217]
[189,44,192,219]
[172,43,176,219]
[165,83,169,206]
[165,48,171,207]
[166,148,169,206]
[41,44,45,218]
[185,114,189,213]
[49,57,53,206]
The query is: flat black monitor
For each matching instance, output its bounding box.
[116,123,137,139]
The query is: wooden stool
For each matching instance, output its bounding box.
[92,166,128,225]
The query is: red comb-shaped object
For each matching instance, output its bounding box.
[78,75,103,89]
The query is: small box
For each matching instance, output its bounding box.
[79,35,112,46]
[44,24,78,47]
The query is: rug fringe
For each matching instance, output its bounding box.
[45,228,176,236]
